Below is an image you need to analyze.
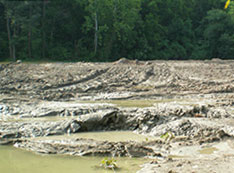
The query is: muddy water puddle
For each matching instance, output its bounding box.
[0,116,72,122]
[0,145,147,173]
[1,98,203,122]
[35,131,157,142]
[198,147,218,154]
[78,99,201,108]
[74,99,167,108]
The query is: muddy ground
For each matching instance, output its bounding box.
[0,59,234,172]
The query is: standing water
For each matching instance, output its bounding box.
[0,142,148,173]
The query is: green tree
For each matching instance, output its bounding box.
[0,1,43,61]
[83,0,141,61]
[0,0,233,61]
[0,2,8,60]
[201,9,234,59]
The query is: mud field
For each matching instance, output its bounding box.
[0,59,234,172]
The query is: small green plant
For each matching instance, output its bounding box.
[160,132,175,143]
[100,157,118,171]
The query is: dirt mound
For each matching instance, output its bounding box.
[113,57,144,65]
[0,60,233,101]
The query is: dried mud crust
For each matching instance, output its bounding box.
[0,60,233,100]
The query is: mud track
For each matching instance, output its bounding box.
[0,59,234,172]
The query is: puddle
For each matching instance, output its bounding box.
[0,145,148,173]
[79,99,183,108]
[0,116,71,122]
[78,97,214,108]
[198,147,218,155]
[20,116,72,122]
[0,62,10,65]
[35,131,156,142]
[168,155,188,159]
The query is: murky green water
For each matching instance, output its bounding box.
[199,147,218,155]
[0,145,148,173]
[79,99,178,108]
[35,131,156,142]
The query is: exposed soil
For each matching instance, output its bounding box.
[1,59,233,100]
[0,59,234,172]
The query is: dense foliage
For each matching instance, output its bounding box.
[0,0,233,62]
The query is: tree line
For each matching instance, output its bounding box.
[0,0,233,62]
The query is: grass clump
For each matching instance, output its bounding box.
[100,157,118,171]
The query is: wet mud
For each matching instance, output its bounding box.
[0,59,234,172]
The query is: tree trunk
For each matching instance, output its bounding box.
[28,31,32,59]
[42,0,46,59]
[94,0,98,54]
[12,26,16,61]
[94,13,98,54]
[49,16,55,49]
[6,16,13,59]
[28,3,32,59]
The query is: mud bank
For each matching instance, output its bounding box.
[1,99,233,140]
[0,60,234,172]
